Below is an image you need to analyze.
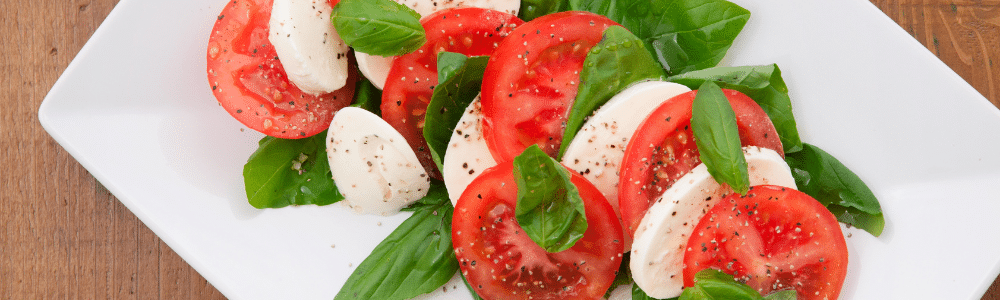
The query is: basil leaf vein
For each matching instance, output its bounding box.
[334,183,457,300]
[513,145,588,253]
[558,26,667,159]
[423,52,490,171]
[244,132,344,208]
[332,0,426,56]
[668,64,802,153]
[692,81,749,194]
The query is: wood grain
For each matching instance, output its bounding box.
[0,0,997,299]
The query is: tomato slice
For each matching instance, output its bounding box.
[683,185,849,300]
[207,0,356,139]
[480,12,621,161]
[452,162,624,300]
[380,8,524,179]
[618,89,782,239]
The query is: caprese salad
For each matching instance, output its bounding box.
[206,0,885,299]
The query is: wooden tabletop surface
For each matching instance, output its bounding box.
[2,0,999,298]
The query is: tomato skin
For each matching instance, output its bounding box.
[618,89,782,239]
[207,0,356,139]
[480,12,621,161]
[683,185,848,300]
[381,8,524,179]
[452,162,624,300]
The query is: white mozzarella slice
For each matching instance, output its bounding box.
[355,0,521,90]
[561,81,691,215]
[269,0,350,95]
[630,146,796,299]
[327,107,430,216]
[409,271,468,300]
[356,53,393,90]
[442,96,497,206]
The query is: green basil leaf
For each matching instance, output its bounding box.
[667,64,802,153]
[423,52,490,171]
[518,0,571,21]
[569,0,750,75]
[244,133,344,208]
[604,252,634,299]
[785,143,884,236]
[763,290,798,300]
[513,145,588,253]
[558,26,667,158]
[350,65,383,117]
[332,0,426,56]
[678,269,764,300]
[692,81,749,194]
[335,182,458,300]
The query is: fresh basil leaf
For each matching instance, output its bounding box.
[667,64,802,153]
[763,290,797,300]
[785,143,884,236]
[423,52,490,171]
[569,0,751,75]
[334,182,457,300]
[692,81,749,194]
[679,269,763,300]
[350,65,383,117]
[332,0,426,56]
[513,145,588,253]
[632,284,678,300]
[518,0,570,21]
[244,133,343,208]
[558,26,667,158]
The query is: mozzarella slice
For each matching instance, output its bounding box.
[269,0,350,95]
[630,146,796,299]
[356,53,393,90]
[355,0,521,90]
[442,96,497,205]
[561,81,691,215]
[327,107,430,215]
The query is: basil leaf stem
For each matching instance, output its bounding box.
[513,145,588,253]
[692,81,750,194]
[332,0,426,56]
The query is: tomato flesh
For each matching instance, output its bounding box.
[381,8,523,179]
[481,12,621,161]
[618,89,783,239]
[207,0,356,139]
[452,162,624,300]
[683,185,848,300]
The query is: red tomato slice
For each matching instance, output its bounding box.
[207,0,356,139]
[480,12,621,161]
[452,162,624,300]
[381,8,524,179]
[683,185,849,300]
[618,89,783,239]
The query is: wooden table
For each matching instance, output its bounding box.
[2,0,998,298]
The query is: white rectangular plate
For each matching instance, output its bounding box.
[38,0,1000,299]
